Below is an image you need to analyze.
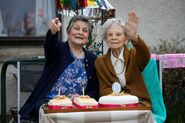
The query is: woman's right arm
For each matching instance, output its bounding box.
[44,18,62,63]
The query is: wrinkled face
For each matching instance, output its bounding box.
[106,24,127,49]
[68,20,89,46]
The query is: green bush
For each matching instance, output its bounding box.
[163,68,185,123]
[152,37,185,123]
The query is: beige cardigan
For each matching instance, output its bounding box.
[95,35,151,101]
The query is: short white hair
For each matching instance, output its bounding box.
[95,18,126,42]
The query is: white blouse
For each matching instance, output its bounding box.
[110,48,126,87]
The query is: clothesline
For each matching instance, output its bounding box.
[56,0,114,10]
[56,0,114,16]
[151,54,185,68]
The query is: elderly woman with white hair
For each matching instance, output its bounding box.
[95,10,151,102]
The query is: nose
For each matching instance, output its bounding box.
[112,34,116,39]
[79,29,83,34]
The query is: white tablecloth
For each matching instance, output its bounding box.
[39,107,155,123]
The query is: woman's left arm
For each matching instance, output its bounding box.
[125,10,150,70]
[132,35,151,71]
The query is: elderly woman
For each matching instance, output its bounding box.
[95,11,151,102]
[19,16,99,122]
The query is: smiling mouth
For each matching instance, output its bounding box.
[111,42,119,44]
[75,37,83,40]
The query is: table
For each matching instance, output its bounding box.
[39,107,155,123]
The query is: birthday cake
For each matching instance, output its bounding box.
[98,92,139,107]
[73,95,98,109]
[48,95,73,109]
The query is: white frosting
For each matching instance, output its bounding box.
[99,95,139,105]
[74,96,98,106]
[48,97,72,106]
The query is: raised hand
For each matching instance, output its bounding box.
[48,18,62,34]
[125,10,139,41]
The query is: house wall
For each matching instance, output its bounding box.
[109,0,185,47]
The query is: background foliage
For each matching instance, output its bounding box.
[152,37,185,123]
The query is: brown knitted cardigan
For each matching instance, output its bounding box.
[95,35,151,102]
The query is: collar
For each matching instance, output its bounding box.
[111,47,125,65]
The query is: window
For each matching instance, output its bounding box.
[0,0,55,37]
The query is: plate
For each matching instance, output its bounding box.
[43,102,151,114]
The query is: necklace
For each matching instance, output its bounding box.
[116,68,124,75]
[114,60,125,75]
[115,67,125,75]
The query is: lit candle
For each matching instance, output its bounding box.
[58,87,61,96]
[82,87,85,96]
